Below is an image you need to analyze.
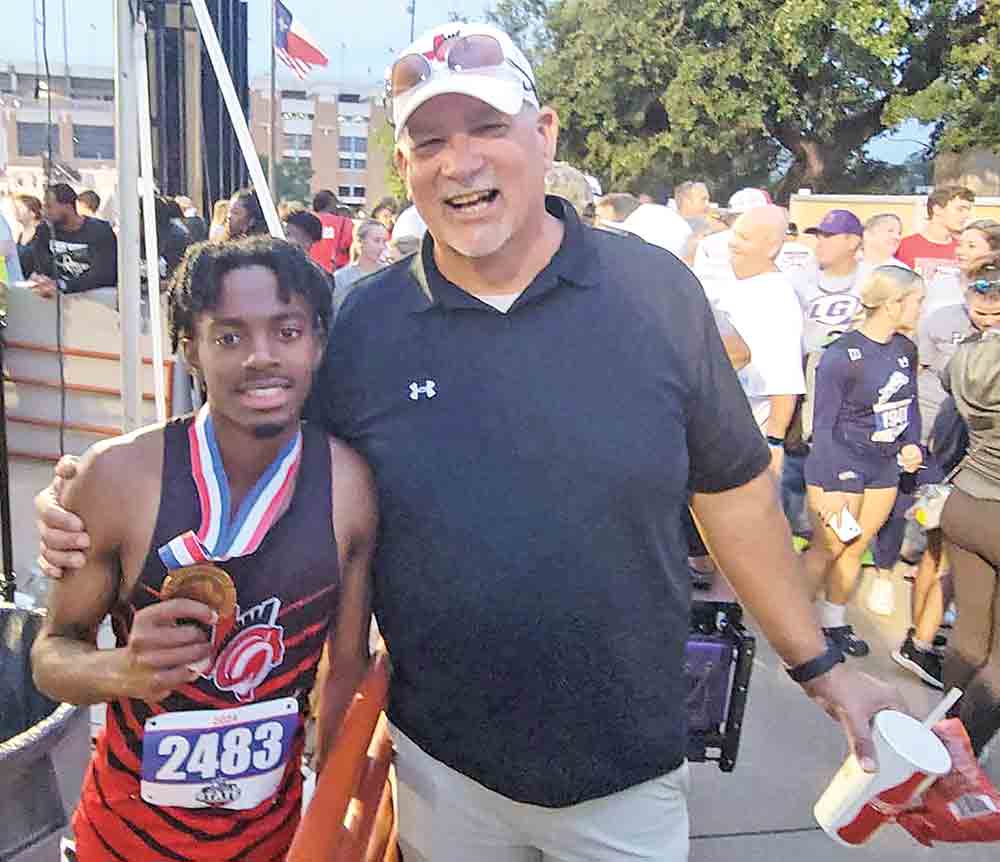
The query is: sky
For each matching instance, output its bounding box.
[0,0,929,164]
[0,1,490,81]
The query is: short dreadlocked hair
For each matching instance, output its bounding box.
[168,236,332,352]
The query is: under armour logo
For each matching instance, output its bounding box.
[848,348,862,361]
[409,380,437,400]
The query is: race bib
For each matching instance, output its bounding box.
[141,697,299,810]
[872,398,911,443]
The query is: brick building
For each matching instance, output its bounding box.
[0,62,118,209]
[1,60,393,221]
[249,74,391,211]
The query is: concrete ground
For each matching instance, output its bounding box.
[11,532,999,859]
[688,566,999,861]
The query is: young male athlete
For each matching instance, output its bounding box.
[31,237,376,861]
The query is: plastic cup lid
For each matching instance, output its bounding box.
[875,710,951,775]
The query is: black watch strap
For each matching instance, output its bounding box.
[786,642,845,684]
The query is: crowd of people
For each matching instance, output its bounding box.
[587,180,1000,760]
[13,17,1000,862]
[525,164,998,722]
[0,178,426,316]
[588,180,996,695]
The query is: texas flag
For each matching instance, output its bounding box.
[275,1,329,80]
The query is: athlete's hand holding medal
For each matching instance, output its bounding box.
[122,595,218,703]
[119,564,235,702]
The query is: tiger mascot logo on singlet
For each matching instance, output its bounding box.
[205,596,286,702]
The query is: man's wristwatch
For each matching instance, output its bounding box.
[786,642,845,684]
[766,435,784,448]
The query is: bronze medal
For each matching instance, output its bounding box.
[162,564,237,620]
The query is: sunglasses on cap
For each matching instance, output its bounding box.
[386,33,538,127]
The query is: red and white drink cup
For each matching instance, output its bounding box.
[814,709,953,846]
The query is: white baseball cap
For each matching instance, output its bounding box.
[726,188,771,214]
[386,23,539,141]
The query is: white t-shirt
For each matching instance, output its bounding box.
[692,229,735,307]
[392,205,428,240]
[719,271,806,431]
[621,204,692,258]
[476,292,521,313]
[776,241,819,300]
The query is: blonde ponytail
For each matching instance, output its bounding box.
[860,265,924,317]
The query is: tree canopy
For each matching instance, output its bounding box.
[490,0,994,199]
[888,0,999,153]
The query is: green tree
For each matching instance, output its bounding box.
[887,0,999,153]
[259,156,314,203]
[370,122,408,202]
[492,0,974,198]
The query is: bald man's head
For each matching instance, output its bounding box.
[729,205,789,280]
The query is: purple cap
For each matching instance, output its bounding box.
[805,209,863,237]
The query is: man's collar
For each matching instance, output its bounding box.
[407,196,601,313]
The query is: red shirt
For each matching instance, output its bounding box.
[310,211,354,272]
[896,233,956,269]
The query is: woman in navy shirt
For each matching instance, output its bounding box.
[804,265,926,658]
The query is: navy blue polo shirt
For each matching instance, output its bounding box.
[310,197,769,807]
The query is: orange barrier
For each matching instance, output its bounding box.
[287,652,397,862]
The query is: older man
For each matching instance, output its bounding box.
[692,187,770,304]
[674,180,711,223]
[722,206,805,473]
[38,21,899,862]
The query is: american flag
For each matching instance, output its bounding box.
[275,1,329,81]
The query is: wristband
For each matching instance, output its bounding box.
[766,435,784,448]
[786,642,845,684]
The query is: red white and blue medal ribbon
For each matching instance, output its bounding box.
[158,406,302,569]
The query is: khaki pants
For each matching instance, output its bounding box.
[390,725,690,862]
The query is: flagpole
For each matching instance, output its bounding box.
[190,0,283,237]
[269,0,277,199]
[114,0,142,432]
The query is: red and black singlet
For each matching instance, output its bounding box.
[74,417,339,861]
